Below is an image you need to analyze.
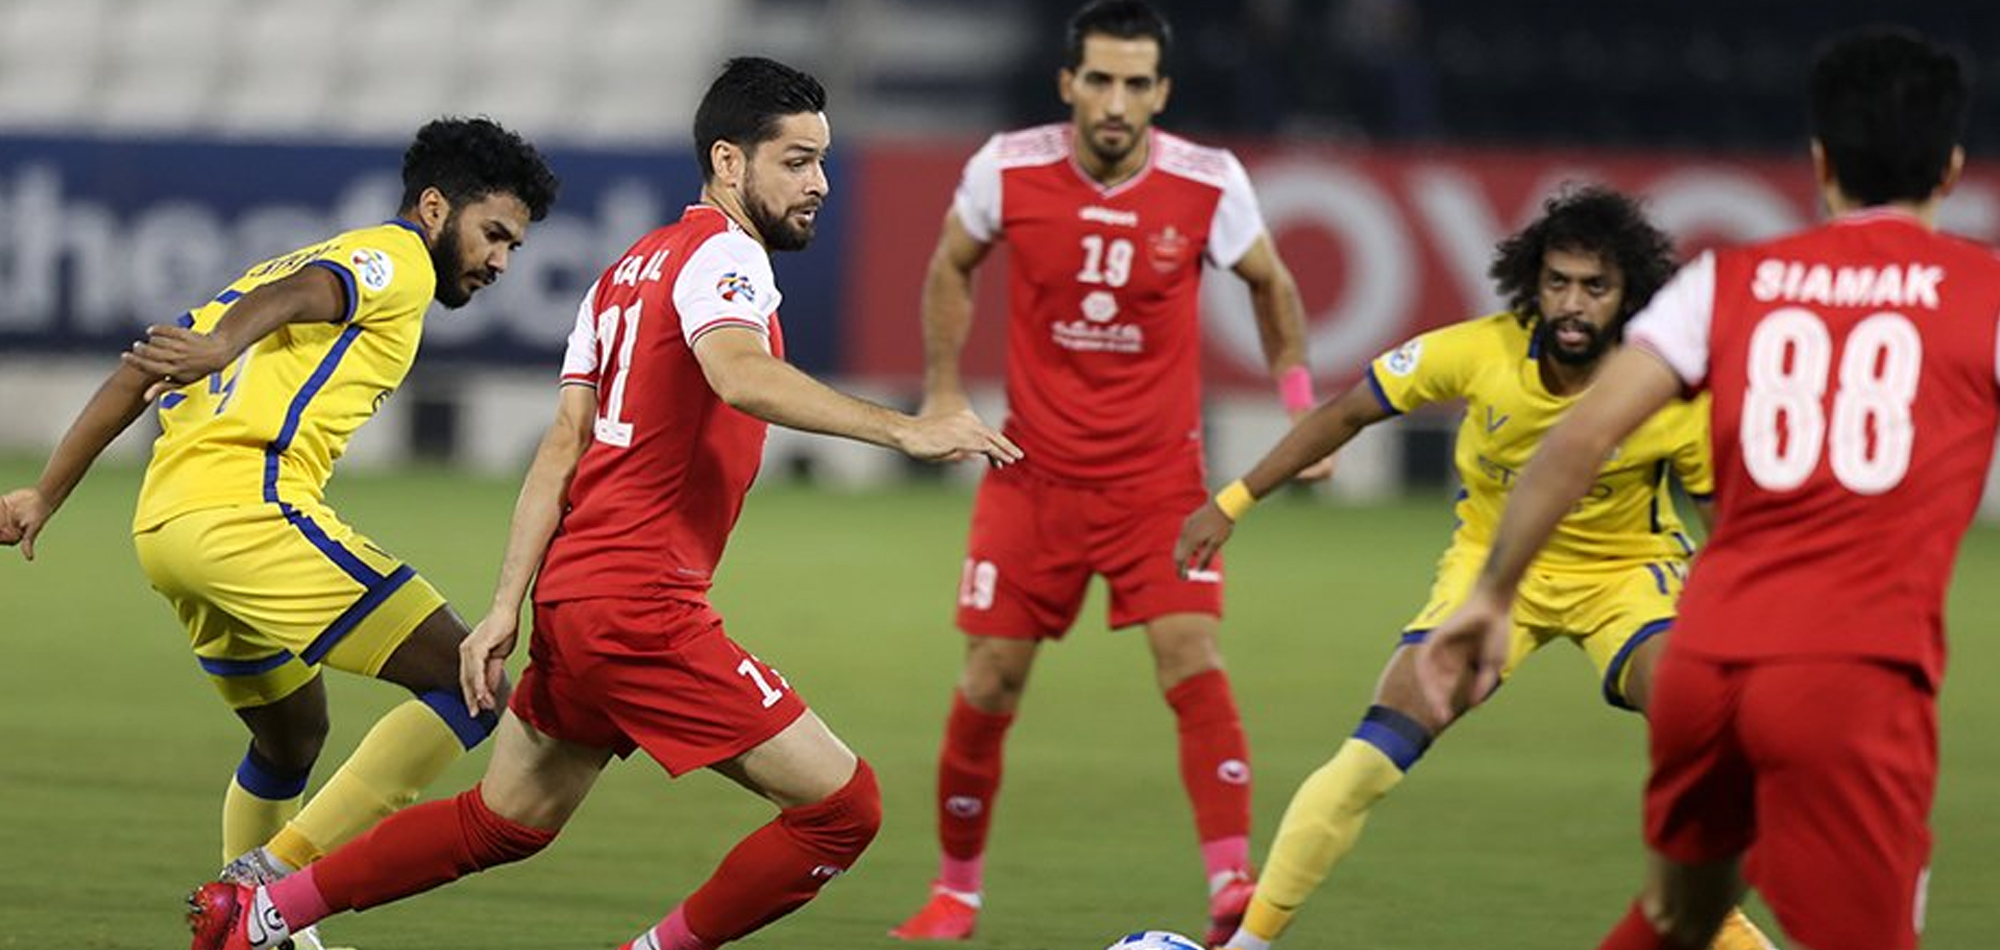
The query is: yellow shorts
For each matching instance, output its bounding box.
[1404,546,1686,709]
[134,502,447,710]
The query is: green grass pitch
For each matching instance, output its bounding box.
[1,459,1994,949]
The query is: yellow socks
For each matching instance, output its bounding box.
[1249,738,1408,939]
[221,746,306,863]
[266,698,468,869]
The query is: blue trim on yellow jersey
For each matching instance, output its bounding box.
[1354,704,1433,771]
[1648,460,1668,533]
[417,688,501,750]
[1399,629,1429,646]
[305,259,359,324]
[387,217,423,236]
[282,503,384,587]
[216,289,243,305]
[1604,618,1672,711]
[198,651,296,676]
[1645,562,1671,595]
[299,564,416,665]
[1363,367,1401,415]
[264,324,364,503]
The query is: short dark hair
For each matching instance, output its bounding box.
[693,57,828,182]
[1810,27,1970,207]
[1065,0,1172,73]
[399,117,559,221]
[1490,185,1677,333]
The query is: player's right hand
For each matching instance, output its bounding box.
[122,324,236,385]
[1411,591,1512,723]
[898,409,1024,467]
[460,610,520,714]
[0,488,51,561]
[1174,502,1234,578]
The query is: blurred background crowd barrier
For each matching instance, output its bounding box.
[4,0,1998,508]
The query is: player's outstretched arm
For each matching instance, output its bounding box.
[124,266,348,385]
[917,211,993,417]
[1413,346,1683,720]
[1175,381,1392,576]
[1233,234,1334,480]
[1,358,159,561]
[462,383,598,713]
[693,326,1022,466]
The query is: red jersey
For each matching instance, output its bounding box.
[954,124,1267,483]
[1627,209,2000,687]
[534,205,785,604]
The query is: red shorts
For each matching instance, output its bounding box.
[510,596,808,776]
[1644,650,1937,950]
[955,464,1221,639]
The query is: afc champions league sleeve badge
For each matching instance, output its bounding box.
[1383,339,1421,376]
[350,248,395,293]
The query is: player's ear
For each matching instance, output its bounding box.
[1155,74,1172,113]
[1938,145,1965,198]
[415,186,452,241]
[711,139,747,190]
[1057,68,1076,106]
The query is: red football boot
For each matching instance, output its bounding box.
[888,882,979,940]
[1204,871,1257,949]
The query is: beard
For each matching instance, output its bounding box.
[744,174,818,252]
[1083,121,1140,167]
[1536,316,1612,366]
[429,212,476,309]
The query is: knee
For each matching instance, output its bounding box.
[959,652,1031,712]
[784,760,882,862]
[252,714,330,774]
[461,785,559,867]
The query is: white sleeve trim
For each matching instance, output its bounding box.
[559,279,602,383]
[1625,251,1716,388]
[1203,150,1266,269]
[951,136,1005,245]
[673,231,779,344]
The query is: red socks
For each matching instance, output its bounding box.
[269,785,554,927]
[659,760,881,948]
[1166,669,1252,848]
[935,691,1015,874]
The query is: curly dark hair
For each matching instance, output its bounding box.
[1489,185,1676,335]
[399,116,559,221]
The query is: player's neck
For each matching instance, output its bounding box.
[699,187,768,248]
[1825,192,1942,229]
[1075,138,1151,189]
[1538,354,1599,397]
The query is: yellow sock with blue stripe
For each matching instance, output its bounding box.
[222,745,309,864]
[1247,706,1431,942]
[267,692,496,869]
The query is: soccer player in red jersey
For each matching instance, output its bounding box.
[889,2,1322,944]
[184,57,1021,950]
[1415,29,1987,950]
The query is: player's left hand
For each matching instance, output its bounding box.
[1412,591,1512,722]
[0,488,51,560]
[122,324,236,385]
[460,610,520,714]
[1174,501,1234,578]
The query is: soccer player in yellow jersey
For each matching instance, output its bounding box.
[1176,187,1774,950]
[0,118,558,945]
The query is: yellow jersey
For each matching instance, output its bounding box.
[134,220,435,532]
[1367,313,1712,571]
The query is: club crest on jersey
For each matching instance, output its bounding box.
[716,271,756,303]
[1383,339,1422,376]
[1080,289,1120,323]
[1147,225,1190,273]
[350,249,394,292]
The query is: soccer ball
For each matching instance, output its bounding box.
[1106,930,1207,950]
